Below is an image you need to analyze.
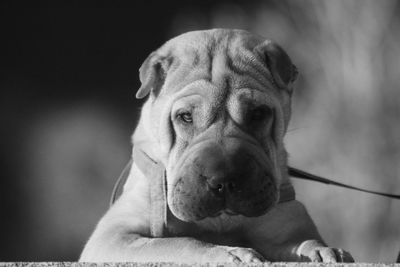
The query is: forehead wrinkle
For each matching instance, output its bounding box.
[172,79,216,99]
[208,31,236,88]
[225,38,278,95]
[224,61,280,102]
[228,88,281,117]
[189,48,201,68]
[203,34,234,122]
[230,74,280,100]
[235,51,271,86]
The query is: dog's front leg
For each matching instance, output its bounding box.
[80,231,264,262]
[79,185,264,263]
[243,200,354,262]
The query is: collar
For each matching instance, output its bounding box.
[111,146,296,237]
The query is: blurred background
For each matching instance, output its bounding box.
[1,0,399,262]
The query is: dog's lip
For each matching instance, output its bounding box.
[223,209,239,216]
[210,208,239,217]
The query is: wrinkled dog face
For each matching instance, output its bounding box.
[137,29,298,222]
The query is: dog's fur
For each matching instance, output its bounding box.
[80,29,353,263]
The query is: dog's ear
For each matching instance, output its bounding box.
[136,52,170,99]
[254,41,298,93]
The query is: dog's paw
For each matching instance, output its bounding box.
[297,240,354,263]
[304,247,354,263]
[205,245,265,263]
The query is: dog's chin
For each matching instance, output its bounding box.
[206,207,272,218]
[171,205,278,234]
[169,198,277,223]
[168,199,224,222]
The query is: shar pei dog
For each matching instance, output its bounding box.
[80,29,354,263]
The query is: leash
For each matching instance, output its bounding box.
[289,167,400,200]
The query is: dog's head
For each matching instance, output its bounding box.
[135,29,298,222]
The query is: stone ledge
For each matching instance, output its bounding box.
[1,263,399,267]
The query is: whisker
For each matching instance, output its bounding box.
[286,126,306,134]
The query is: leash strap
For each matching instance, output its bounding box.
[110,159,132,207]
[279,182,296,202]
[132,147,168,237]
[289,167,400,200]
[110,147,168,237]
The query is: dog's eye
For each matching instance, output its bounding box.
[249,106,271,122]
[178,112,193,124]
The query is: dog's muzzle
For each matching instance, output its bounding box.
[169,139,278,222]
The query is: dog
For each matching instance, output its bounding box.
[79,29,354,263]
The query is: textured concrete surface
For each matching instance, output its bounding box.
[1,263,400,267]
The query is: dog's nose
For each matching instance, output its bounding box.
[206,178,237,196]
[206,177,225,196]
[214,183,225,194]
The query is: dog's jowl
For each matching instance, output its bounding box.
[80,29,354,263]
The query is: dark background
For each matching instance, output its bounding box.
[1,1,400,262]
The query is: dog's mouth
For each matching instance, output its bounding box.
[169,184,277,222]
[169,165,278,222]
[209,208,240,217]
[220,209,239,216]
